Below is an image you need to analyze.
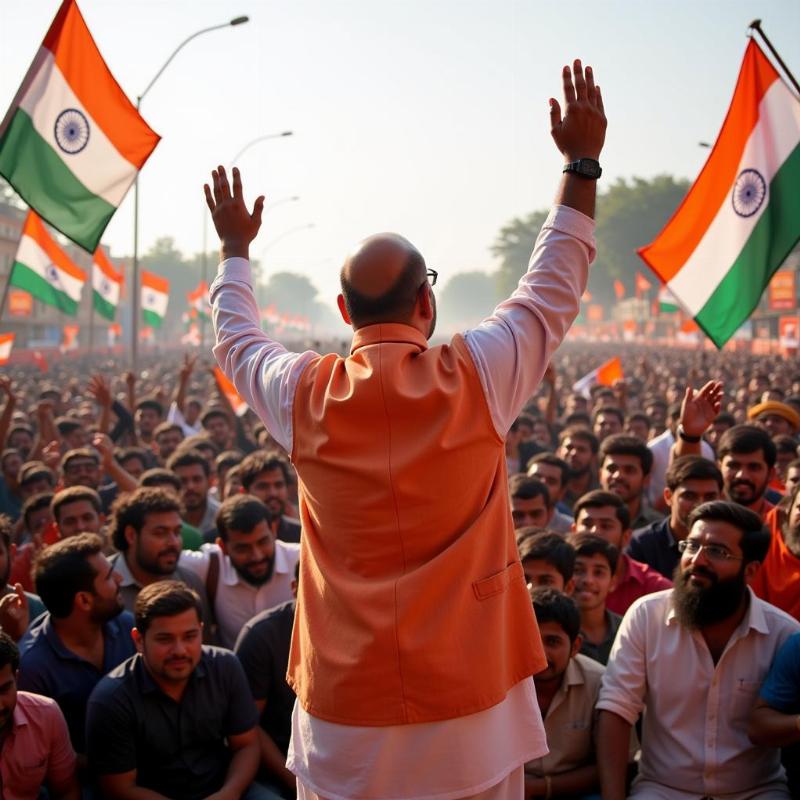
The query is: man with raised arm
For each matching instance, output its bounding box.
[205,59,606,799]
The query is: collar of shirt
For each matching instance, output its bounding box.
[220,539,293,588]
[350,323,428,355]
[657,517,679,549]
[620,554,656,587]
[546,655,588,719]
[41,612,125,662]
[112,554,140,588]
[11,698,31,730]
[134,651,209,695]
[665,587,770,637]
[200,498,221,532]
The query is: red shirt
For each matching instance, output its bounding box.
[750,507,800,622]
[0,691,76,800]
[607,553,673,616]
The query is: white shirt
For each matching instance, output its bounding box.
[210,204,595,795]
[597,588,799,798]
[179,540,299,648]
[647,429,715,506]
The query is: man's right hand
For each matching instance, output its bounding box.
[204,166,265,261]
[549,59,606,161]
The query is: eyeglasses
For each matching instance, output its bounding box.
[677,539,743,562]
[426,269,438,287]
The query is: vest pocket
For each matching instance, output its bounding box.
[472,561,524,600]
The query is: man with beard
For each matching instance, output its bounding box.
[599,434,663,531]
[751,484,800,621]
[557,427,600,512]
[180,495,299,648]
[168,449,220,542]
[596,501,799,799]
[0,631,79,800]
[628,456,723,579]
[240,451,301,543]
[107,487,212,626]
[18,534,135,757]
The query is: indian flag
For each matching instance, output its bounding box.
[0,0,160,252]
[658,286,680,313]
[572,356,624,399]
[10,210,86,316]
[187,281,210,320]
[0,333,14,365]
[639,40,800,348]
[92,248,122,321]
[141,271,169,328]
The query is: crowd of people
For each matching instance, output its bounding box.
[1,342,799,798]
[3,58,800,800]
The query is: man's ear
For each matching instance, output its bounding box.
[663,486,673,509]
[417,283,434,320]
[564,577,576,595]
[215,536,227,556]
[132,627,144,654]
[337,295,351,325]
[744,560,761,584]
[124,524,137,549]
[571,634,583,658]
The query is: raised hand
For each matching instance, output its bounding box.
[0,583,30,641]
[204,166,265,260]
[549,59,606,161]
[180,353,197,381]
[680,381,724,438]
[87,374,112,408]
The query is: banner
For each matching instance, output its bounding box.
[779,316,800,349]
[768,270,796,311]
[8,289,33,316]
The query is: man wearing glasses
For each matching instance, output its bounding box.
[206,60,605,799]
[597,500,799,799]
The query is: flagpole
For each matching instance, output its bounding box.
[0,267,12,322]
[88,302,95,355]
[748,20,800,96]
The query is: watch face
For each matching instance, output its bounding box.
[579,159,601,178]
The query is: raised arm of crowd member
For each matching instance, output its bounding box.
[87,374,113,435]
[172,353,196,420]
[0,375,17,449]
[208,367,256,454]
[30,401,58,461]
[93,433,138,494]
[204,60,606,451]
[671,381,724,462]
[543,363,559,425]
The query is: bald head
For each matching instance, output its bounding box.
[339,233,428,329]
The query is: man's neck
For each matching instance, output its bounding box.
[580,605,608,643]
[783,525,800,559]
[52,615,105,665]
[567,470,592,495]
[143,661,191,703]
[534,673,564,716]
[184,502,207,528]
[669,518,687,543]
[125,553,168,587]
[627,495,643,522]
[614,553,629,583]
[699,593,750,664]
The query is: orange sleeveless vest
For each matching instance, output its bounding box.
[287,323,546,725]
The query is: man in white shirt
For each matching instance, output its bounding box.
[597,500,799,799]
[179,495,299,648]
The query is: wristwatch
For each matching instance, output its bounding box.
[563,158,602,179]
[677,425,702,443]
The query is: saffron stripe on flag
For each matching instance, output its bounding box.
[0,111,114,252]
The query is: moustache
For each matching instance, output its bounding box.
[158,549,180,559]
[684,566,717,582]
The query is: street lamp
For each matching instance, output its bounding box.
[259,223,316,261]
[231,131,294,167]
[131,15,249,369]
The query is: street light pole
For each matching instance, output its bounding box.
[131,15,249,370]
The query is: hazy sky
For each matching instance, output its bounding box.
[2,0,799,307]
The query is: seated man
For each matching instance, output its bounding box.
[18,533,134,757]
[525,587,603,799]
[571,533,621,666]
[517,528,575,592]
[235,562,299,797]
[180,495,299,648]
[749,631,800,794]
[597,500,800,799]
[628,455,722,579]
[0,631,79,800]
[751,484,800,621]
[86,581,259,800]
[573,490,671,614]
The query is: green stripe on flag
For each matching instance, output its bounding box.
[143,309,164,328]
[93,290,117,321]
[695,143,800,348]
[0,109,115,253]
[10,261,79,316]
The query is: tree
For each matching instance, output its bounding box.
[490,175,690,307]
[437,271,499,332]
[491,210,550,298]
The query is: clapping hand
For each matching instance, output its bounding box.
[549,59,606,161]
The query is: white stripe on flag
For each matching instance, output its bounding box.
[16,234,84,300]
[92,264,120,304]
[668,80,800,316]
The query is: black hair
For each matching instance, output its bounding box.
[0,631,20,672]
[717,424,777,469]
[530,587,581,643]
[573,489,631,530]
[167,449,211,477]
[216,495,271,541]
[109,487,184,552]
[599,433,654,476]
[201,407,230,427]
[22,492,54,529]
[0,514,11,551]
[135,581,202,634]
[517,531,575,583]
[239,451,291,490]
[558,426,599,455]
[135,398,164,417]
[51,486,102,523]
[592,405,624,426]
[508,474,552,508]
[571,532,620,573]
[527,453,570,486]
[665,456,723,492]
[687,500,770,564]
[139,468,182,492]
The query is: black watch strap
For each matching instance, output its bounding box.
[563,158,602,179]
[677,425,702,443]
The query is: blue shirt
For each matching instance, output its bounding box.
[17,610,136,753]
[760,630,800,712]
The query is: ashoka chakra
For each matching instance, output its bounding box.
[731,169,767,218]
[54,108,90,154]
